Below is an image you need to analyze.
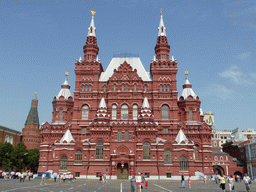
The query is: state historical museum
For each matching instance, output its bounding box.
[38,9,213,179]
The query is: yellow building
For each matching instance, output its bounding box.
[0,125,22,146]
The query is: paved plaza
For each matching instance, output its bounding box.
[0,179,255,192]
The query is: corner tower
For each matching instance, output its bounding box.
[22,91,40,149]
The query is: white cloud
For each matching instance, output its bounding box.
[219,65,255,85]
[200,83,236,101]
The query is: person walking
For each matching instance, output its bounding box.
[40,173,46,185]
[188,175,192,189]
[243,173,251,192]
[99,172,102,182]
[144,173,148,189]
[20,172,24,182]
[131,175,137,192]
[73,173,76,182]
[228,175,234,192]
[136,172,142,192]
[181,174,185,188]
[215,174,219,184]
[203,174,207,184]
[141,172,145,189]
[63,174,66,183]
[220,174,226,192]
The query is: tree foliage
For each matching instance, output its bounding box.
[0,142,40,172]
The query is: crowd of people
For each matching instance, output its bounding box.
[130,172,148,192]
[1,170,34,181]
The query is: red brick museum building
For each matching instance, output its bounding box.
[36,10,244,179]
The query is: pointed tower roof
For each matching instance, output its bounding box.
[25,91,39,125]
[99,97,106,108]
[87,9,96,37]
[142,97,150,108]
[175,129,189,144]
[171,55,174,61]
[181,70,197,100]
[57,71,72,100]
[60,129,75,143]
[158,8,166,36]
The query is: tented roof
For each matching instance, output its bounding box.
[60,129,75,143]
[175,129,189,144]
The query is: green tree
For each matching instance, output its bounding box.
[11,142,28,171]
[1,142,14,171]
[25,148,40,173]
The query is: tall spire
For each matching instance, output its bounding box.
[181,70,197,100]
[88,9,96,37]
[57,71,72,100]
[158,8,166,36]
[25,92,39,125]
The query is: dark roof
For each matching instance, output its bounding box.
[0,125,21,135]
[212,151,229,156]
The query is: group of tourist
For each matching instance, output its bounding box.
[99,172,107,183]
[1,171,33,181]
[131,172,148,192]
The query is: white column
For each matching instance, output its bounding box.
[226,165,229,176]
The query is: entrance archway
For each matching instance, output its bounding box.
[213,165,224,175]
[117,163,129,179]
[234,171,243,178]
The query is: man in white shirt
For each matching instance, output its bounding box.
[243,173,251,192]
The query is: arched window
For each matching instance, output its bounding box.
[103,85,106,93]
[163,64,165,69]
[194,146,199,160]
[5,135,9,143]
[143,142,150,159]
[118,131,122,142]
[60,156,68,170]
[164,85,166,92]
[82,85,84,92]
[167,85,170,92]
[189,110,193,121]
[125,131,129,141]
[162,105,169,120]
[133,105,138,120]
[9,136,13,144]
[85,85,88,92]
[114,84,116,91]
[165,150,172,164]
[160,85,162,92]
[112,105,117,120]
[89,85,92,92]
[82,105,89,120]
[126,84,128,91]
[96,142,103,159]
[180,156,188,171]
[122,84,124,91]
[134,84,136,91]
[75,150,82,164]
[144,85,147,92]
[59,110,63,121]
[121,105,128,120]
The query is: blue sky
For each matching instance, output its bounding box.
[0,0,255,132]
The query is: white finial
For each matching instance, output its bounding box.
[99,97,106,108]
[172,55,174,61]
[79,56,82,62]
[88,10,96,37]
[96,55,99,62]
[153,55,156,61]
[158,9,166,36]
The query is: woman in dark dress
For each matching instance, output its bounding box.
[131,175,137,192]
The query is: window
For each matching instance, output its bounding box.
[121,105,128,120]
[164,85,166,92]
[5,135,9,143]
[220,156,223,161]
[163,128,168,134]
[194,146,199,160]
[167,85,170,92]
[134,84,136,91]
[145,173,150,178]
[103,85,106,93]
[114,84,116,91]
[215,156,218,161]
[126,84,128,91]
[85,85,88,92]
[82,128,87,134]
[112,105,117,120]
[166,173,172,178]
[163,64,165,69]
[143,142,150,159]
[82,105,89,120]
[9,136,13,144]
[59,110,63,121]
[82,85,84,92]
[125,131,129,141]
[75,150,82,164]
[133,105,138,120]
[89,85,91,92]
[122,84,124,91]
[145,85,147,92]
[75,172,80,177]
[96,142,103,159]
[162,105,169,120]
[180,156,188,171]
[189,110,193,121]
[165,150,172,164]
[60,156,68,170]
[160,85,162,92]
[214,141,217,147]
[118,131,122,142]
